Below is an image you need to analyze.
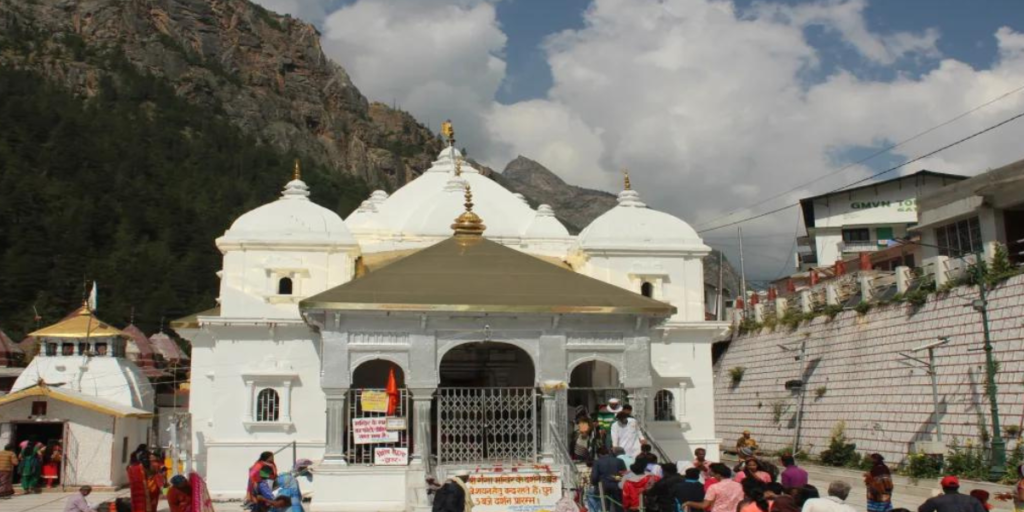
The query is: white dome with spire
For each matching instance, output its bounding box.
[364,145,546,242]
[345,199,388,235]
[220,176,356,245]
[578,187,706,252]
[524,204,570,239]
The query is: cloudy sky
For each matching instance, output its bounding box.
[256,0,1024,282]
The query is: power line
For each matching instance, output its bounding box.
[697,108,1024,234]
[692,81,1024,230]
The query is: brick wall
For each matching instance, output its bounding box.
[713,274,1024,464]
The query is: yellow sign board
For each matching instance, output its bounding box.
[360,391,389,413]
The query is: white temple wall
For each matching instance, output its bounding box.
[187,323,325,497]
[218,247,354,319]
[649,328,721,462]
[574,253,708,323]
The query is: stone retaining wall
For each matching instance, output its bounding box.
[713,274,1024,464]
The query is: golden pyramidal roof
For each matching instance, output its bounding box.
[30,304,127,339]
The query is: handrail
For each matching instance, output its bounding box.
[639,424,671,464]
[548,422,583,497]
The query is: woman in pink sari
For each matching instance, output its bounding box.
[190,472,216,512]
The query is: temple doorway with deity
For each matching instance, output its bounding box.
[435,342,538,464]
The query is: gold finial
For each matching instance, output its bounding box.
[441,119,455,146]
[451,183,486,237]
[455,156,463,177]
[622,168,631,190]
[293,159,302,181]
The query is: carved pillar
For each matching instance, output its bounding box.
[323,389,348,465]
[627,389,648,427]
[409,388,435,467]
[539,389,557,463]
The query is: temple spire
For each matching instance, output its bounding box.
[451,184,486,237]
[441,119,455,147]
[622,168,631,190]
[293,159,302,181]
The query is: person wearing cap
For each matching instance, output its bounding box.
[167,475,192,512]
[918,476,987,512]
[274,459,314,512]
[736,431,758,452]
[433,469,473,512]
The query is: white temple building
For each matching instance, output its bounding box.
[177,128,727,511]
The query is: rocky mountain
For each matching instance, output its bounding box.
[0,0,442,188]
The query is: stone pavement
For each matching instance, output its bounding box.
[2,490,171,512]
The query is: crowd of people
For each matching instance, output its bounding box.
[584,428,1022,512]
[242,451,313,512]
[0,439,64,496]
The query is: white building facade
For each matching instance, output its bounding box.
[178,144,728,511]
[797,171,965,270]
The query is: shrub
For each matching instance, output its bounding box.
[1005,425,1022,440]
[854,301,872,315]
[729,367,745,386]
[771,400,789,425]
[903,451,943,480]
[944,438,988,481]
[819,421,860,468]
[815,386,827,399]
[823,304,844,319]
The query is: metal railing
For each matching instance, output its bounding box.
[548,422,583,498]
[345,388,411,464]
[638,424,671,463]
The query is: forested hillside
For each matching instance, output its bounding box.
[0,56,368,340]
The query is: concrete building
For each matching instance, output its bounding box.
[175,135,728,510]
[797,170,965,270]
[915,158,1024,264]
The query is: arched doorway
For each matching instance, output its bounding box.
[347,359,409,464]
[567,360,626,452]
[435,342,537,464]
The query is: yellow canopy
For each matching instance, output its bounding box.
[29,305,126,339]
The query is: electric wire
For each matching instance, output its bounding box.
[696,108,1024,234]
[692,81,1024,230]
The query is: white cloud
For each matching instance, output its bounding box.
[306,0,1024,279]
[250,0,330,24]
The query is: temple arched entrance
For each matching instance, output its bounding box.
[435,342,538,464]
[346,359,409,464]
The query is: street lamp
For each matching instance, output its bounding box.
[895,238,1005,480]
[779,341,807,454]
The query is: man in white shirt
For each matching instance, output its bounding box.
[803,481,858,512]
[64,486,97,512]
[610,411,645,458]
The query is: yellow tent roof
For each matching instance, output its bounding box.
[30,305,127,339]
[0,384,154,418]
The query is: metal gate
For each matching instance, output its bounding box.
[436,387,537,464]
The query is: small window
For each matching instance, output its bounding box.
[45,343,57,356]
[122,437,129,464]
[641,282,654,298]
[278,277,293,295]
[842,228,870,242]
[78,342,89,355]
[95,343,108,356]
[654,390,675,421]
[256,389,280,422]
[31,401,47,416]
[875,227,894,242]
[61,343,75,356]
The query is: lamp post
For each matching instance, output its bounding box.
[897,239,1005,480]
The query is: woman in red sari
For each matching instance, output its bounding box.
[127,451,162,512]
[244,452,276,512]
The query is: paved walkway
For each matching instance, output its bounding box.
[2,491,171,512]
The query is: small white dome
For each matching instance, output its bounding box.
[221,179,357,244]
[524,204,570,239]
[578,189,705,251]
[346,200,387,235]
[370,190,389,204]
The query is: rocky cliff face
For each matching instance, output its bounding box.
[498,156,619,233]
[0,0,441,188]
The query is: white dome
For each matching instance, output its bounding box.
[578,189,706,252]
[524,205,570,239]
[346,200,387,235]
[221,178,357,244]
[373,147,538,240]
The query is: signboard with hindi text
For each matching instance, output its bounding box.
[360,390,389,413]
[466,468,561,512]
[373,447,409,466]
[352,417,399,444]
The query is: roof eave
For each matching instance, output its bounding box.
[300,301,676,316]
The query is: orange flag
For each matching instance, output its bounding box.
[385,367,399,415]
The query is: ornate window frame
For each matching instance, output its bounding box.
[242,369,299,431]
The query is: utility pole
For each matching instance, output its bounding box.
[738,227,747,311]
[792,340,807,453]
[899,338,949,443]
[717,250,725,321]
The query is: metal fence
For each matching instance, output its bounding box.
[345,388,411,465]
[436,387,537,464]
